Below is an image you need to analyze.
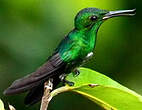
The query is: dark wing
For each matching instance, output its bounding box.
[4,53,66,95]
[24,74,61,105]
[24,83,44,105]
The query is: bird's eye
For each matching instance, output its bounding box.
[90,15,97,21]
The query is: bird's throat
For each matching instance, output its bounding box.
[83,21,102,51]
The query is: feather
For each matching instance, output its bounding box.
[24,76,61,105]
[24,83,44,105]
[4,53,66,95]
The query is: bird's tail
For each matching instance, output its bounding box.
[3,71,47,95]
[3,56,65,95]
[3,53,65,105]
[24,76,61,105]
[24,83,44,105]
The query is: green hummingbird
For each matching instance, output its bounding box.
[4,7,136,105]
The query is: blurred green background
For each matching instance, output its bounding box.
[0,0,141,110]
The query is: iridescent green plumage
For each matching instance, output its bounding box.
[57,8,108,65]
[4,7,136,105]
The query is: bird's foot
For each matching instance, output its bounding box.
[59,74,74,86]
[73,68,80,77]
[64,80,74,86]
[59,74,66,81]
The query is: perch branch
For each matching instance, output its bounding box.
[40,79,53,110]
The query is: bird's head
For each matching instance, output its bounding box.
[75,8,136,30]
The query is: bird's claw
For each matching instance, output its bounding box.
[65,80,74,86]
[59,74,74,86]
[59,74,66,82]
[73,68,80,77]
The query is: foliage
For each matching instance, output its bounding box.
[49,68,142,110]
[1,67,142,110]
[0,99,5,110]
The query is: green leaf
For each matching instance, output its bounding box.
[0,99,5,110]
[51,67,142,110]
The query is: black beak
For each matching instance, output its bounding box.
[103,9,136,20]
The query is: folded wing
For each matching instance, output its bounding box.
[4,53,66,95]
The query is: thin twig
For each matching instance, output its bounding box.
[40,79,53,110]
[8,104,16,110]
[40,79,72,110]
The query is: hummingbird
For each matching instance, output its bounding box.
[4,7,136,105]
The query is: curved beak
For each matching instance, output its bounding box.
[103,9,136,20]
